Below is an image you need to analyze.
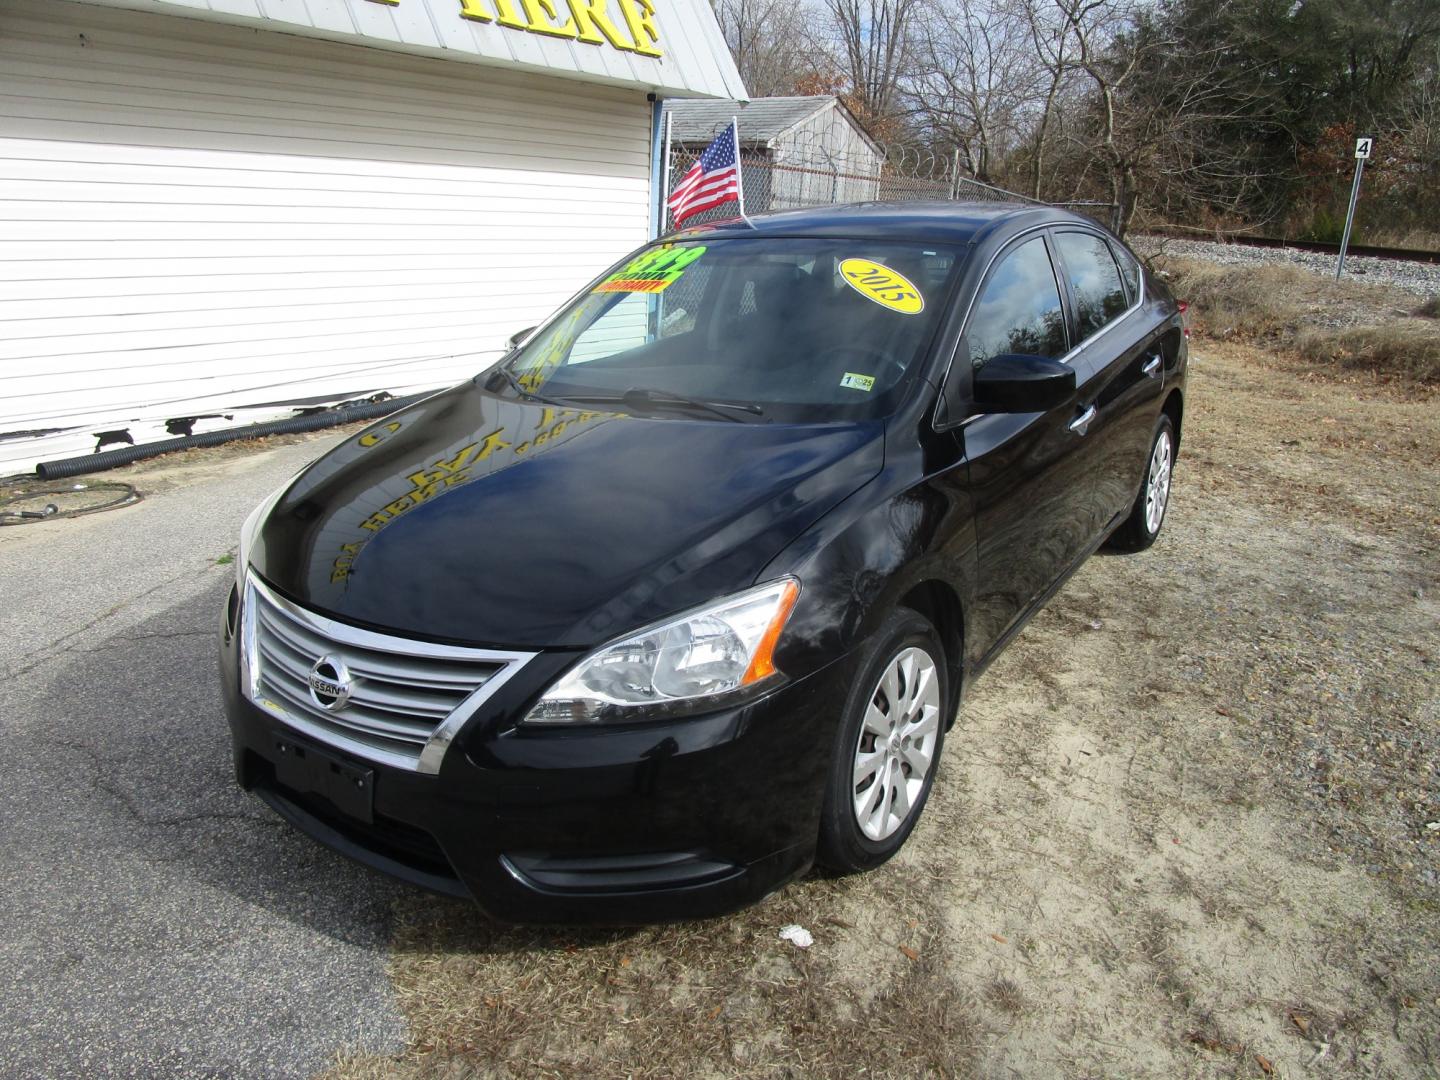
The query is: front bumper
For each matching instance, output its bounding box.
[219,582,849,924]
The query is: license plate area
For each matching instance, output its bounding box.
[270,734,374,824]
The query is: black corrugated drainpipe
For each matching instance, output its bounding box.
[34,392,434,481]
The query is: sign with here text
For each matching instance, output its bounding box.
[366,0,662,57]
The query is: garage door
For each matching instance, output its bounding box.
[0,0,652,476]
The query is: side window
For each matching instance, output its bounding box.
[1054,231,1128,340]
[1110,240,1142,304]
[966,236,1068,369]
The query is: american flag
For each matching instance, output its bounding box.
[667,121,742,226]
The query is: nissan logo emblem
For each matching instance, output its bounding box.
[307,655,353,712]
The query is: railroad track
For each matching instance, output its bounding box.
[1143,228,1440,265]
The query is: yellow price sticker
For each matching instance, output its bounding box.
[839,258,925,315]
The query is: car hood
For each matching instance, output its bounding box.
[251,383,883,648]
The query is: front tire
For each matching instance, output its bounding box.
[816,609,948,874]
[1109,414,1175,552]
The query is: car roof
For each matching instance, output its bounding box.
[675,200,1102,246]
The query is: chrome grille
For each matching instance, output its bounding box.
[240,575,534,773]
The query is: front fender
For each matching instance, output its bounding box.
[763,463,977,682]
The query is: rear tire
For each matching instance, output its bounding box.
[1109,414,1175,553]
[816,609,948,874]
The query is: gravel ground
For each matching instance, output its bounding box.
[1132,235,1440,301]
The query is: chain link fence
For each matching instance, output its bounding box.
[663,119,1117,232]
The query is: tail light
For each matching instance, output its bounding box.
[1177,300,1191,340]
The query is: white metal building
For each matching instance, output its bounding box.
[0,0,745,475]
[664,96,882,213]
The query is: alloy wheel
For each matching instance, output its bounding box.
[1144,430,1172,535]
[852,646,941,841]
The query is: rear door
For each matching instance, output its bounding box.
[958,232,1112,663]
[1049,231,1166,531]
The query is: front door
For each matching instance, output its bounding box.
[958,233,1111,665]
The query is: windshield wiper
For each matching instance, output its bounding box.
[559,388,764,422]
[487,366,558,404]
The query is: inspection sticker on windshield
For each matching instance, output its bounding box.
[840,372,875,392]
[839,258,924,314]
[595,244,707,294]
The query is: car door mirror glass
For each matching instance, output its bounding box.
[972,353,1076,414]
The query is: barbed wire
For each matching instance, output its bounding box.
[664,113,1117,232]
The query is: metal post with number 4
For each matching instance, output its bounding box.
[1336,136,1373,280]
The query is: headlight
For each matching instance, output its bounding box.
[524,579,800,725]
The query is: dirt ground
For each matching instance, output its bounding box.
[327,341,1439,1080]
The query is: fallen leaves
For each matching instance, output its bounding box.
[899,945,920,962]
[1185,1031,1276,1077]
[1185,1031,1242,1055]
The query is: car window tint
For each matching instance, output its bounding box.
[505,238,962,423]
[967,237,1067,369]
[1055,231,1128,340]
[560,264,715,365]
[1110,240,1142,304]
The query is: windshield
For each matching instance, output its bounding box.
[493,237,962,422]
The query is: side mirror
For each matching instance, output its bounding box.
[505,326,537,351]
[972,354,1076,414]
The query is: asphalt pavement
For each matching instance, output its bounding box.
[0,434,414,1079]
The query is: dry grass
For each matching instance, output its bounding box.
[1416,295,1440,319]
[1358,225,1440,251]
[1297,320,1440,382]
[325,873,982,1080]
[1158,260,1389,338]
[1153,257,1440,383]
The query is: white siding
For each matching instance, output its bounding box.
[0,0,653,474]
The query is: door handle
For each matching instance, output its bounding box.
[1141,354,1162,377]
[1068,403,1097,436]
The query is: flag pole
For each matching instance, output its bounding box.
[660,110,673,235]
[731,116,753,228]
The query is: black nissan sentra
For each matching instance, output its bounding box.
[219,202,1187,923]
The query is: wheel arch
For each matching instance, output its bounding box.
[897,579,965,730]
[1162,387,1184,455]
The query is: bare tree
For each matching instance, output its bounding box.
[1048,0,1143,231]
[1023,0,1076,199]
[907,0,1040,183]
[711,0,821,97]
[1046,0,1294,235]
[824,0,928,138]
